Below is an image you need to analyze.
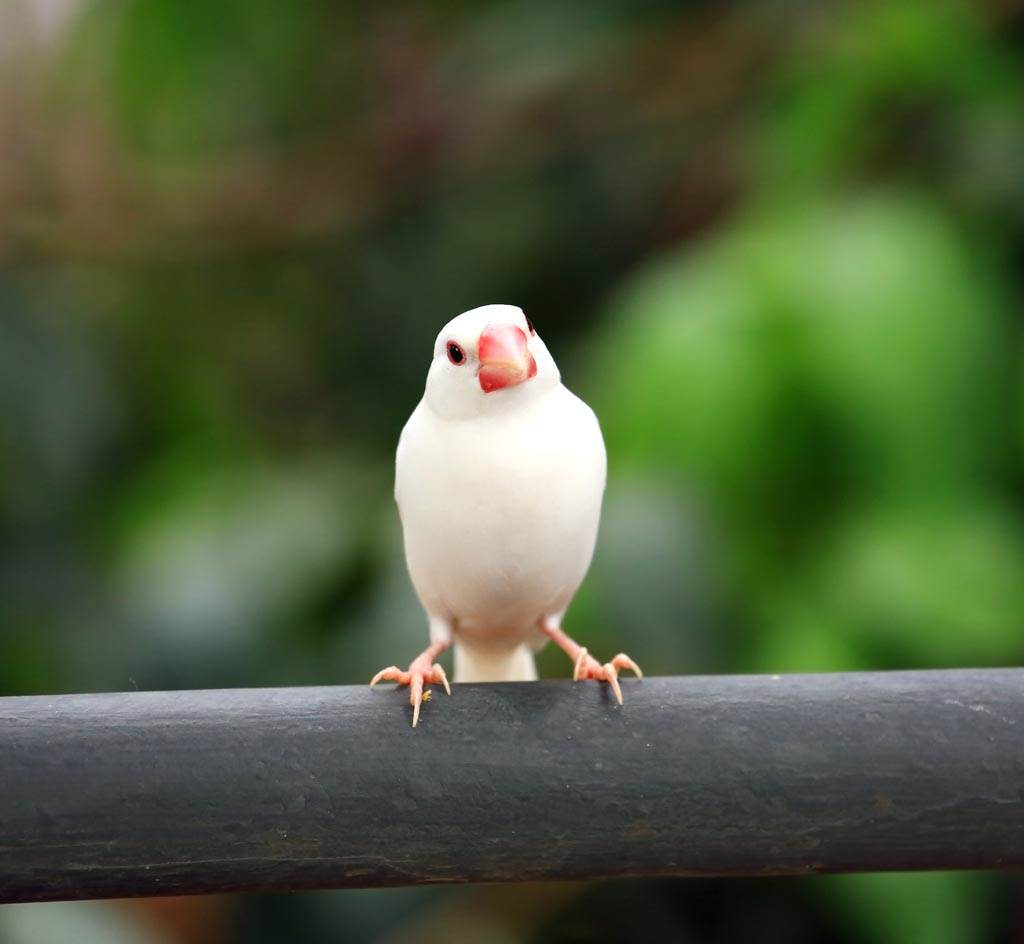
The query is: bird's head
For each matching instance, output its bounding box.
[424,304,560,419]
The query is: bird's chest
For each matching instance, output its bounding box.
[406,420,572,545]
[400,408,600,573]
[397,397,604,630]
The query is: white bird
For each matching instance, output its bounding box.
[371,304,641,726]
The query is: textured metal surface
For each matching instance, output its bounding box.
[1,670,1023,902]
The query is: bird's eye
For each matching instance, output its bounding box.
[447,342,465,365]
[526,316,536,336]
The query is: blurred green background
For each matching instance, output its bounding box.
[2,0,1023,941]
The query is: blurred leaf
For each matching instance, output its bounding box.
[794,192,1006,505]
[815,504,1024,666]
[595,188,1023,687]
[759,0,1024,195]
[749,596,864,674]
[67,0,357,155]
[817,872,995,944]
[111,453,375,660]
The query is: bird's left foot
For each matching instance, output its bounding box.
[370,646,451,728]
[540,619,642,705]
[571,650,643,705]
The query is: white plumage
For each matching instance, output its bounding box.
[373,304,639,724]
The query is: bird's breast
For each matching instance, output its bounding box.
[397,392,605,639]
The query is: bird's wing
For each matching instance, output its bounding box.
[394,400,428,521]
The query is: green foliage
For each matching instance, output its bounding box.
[597,188,1023,676]
[819,872,995,944]
[69,0,358,154]
[3,0,1023,941]
[759,0,1024,196]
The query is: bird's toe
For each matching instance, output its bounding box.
[370,665,409,687]
[611,653,643,680]
[432,663,451,696]
[600,662,624,705]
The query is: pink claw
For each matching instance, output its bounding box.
[370,666,409,687]
[370,642,452,728]
[540,621,642,704]
[602,663,624,705]
[573,648,589,681]
[611,653,644,680]
[432,664,451,696]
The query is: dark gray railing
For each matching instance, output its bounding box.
[2,669,1022,903]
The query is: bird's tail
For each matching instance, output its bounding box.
[453,642,537,682]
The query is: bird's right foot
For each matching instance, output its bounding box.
[570,649,643,706]
[540,618,642,705]
[370,644,451,727]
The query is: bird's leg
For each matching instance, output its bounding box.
[370,639,451,727]
[540,618,642,705]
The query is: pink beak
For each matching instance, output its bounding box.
[477,323,538,393]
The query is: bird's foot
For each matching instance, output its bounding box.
[370,649,451,727]
[571,650,643,705]
[539,620,643,706]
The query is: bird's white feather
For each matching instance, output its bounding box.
[396,304,606,681]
